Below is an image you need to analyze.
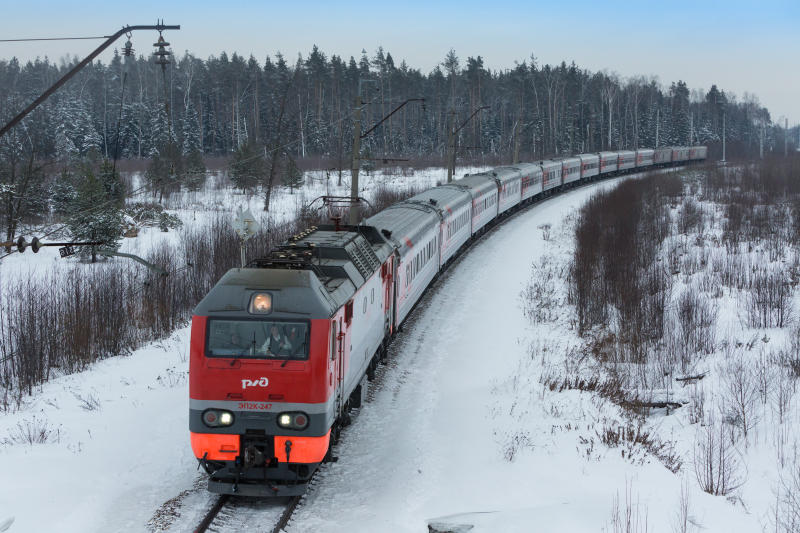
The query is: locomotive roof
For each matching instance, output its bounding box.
[194,225,394,318]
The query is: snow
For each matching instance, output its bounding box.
[285,177,695,533]
[0,167,791,532]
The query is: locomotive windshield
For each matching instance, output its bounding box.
[205,319,309,360]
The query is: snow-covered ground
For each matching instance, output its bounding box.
[282,176,753,533]
[0,168,789,532]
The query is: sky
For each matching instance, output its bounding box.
[1,0,798,125]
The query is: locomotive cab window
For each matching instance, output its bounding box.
[206,318,310,360]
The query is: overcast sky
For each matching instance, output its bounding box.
[2,0,798,125]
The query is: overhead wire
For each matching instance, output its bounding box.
[0,36,109,42]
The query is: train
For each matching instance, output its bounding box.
[189,145,708,496]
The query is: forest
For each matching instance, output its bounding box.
[0,44,796,247]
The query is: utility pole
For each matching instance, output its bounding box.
[446,110,456,182]
[349,89,363,225]
[447,105,489,182]
[350,80,424,224]
[586,123,590,153]
[721,110,726,163]
[786,118,789,158]
[655,108,660,148]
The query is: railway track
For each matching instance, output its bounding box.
[193,493,302,533]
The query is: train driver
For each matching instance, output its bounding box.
[285,326,305,357]
[262,324,291,356]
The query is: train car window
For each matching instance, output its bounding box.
[206,318,310,360]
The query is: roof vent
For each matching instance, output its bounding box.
[429,198,438,206]
[381,229,392,239]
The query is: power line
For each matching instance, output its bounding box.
[0,36,109,42]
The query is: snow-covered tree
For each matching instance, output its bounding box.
[181,100,202,156]
[148,103,175,157]
[229,142,266,192]
[66,164,124,263]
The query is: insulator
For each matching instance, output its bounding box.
[122,40,135,57]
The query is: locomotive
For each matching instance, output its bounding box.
[189,145,708,496]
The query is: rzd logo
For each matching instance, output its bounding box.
[241,377,269,389]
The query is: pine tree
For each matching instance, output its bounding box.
[181,100,203,155]
[148,103,175,157]
[145,143,182,204]
[51,168,78,216]
[180,100,206,191]
[54,118,79,167]
[282,155,303,192]
[98,159,125,207]
[66,164,124,263]
[229,142,266,192]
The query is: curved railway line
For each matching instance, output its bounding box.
[180,164,695,532]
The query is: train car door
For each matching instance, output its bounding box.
[333,315,345,417]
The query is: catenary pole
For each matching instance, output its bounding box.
[0,23,180,140]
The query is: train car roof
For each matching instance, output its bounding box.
[364,203,440,256]
[512,162,543,174]
[405,185,472,213]
[450,174,497,197]
[537,159,561,169]
[489,166,523,183]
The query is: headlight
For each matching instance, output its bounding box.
[249,293,272,314]
[202,409,235,427]
[277,412,309,430]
